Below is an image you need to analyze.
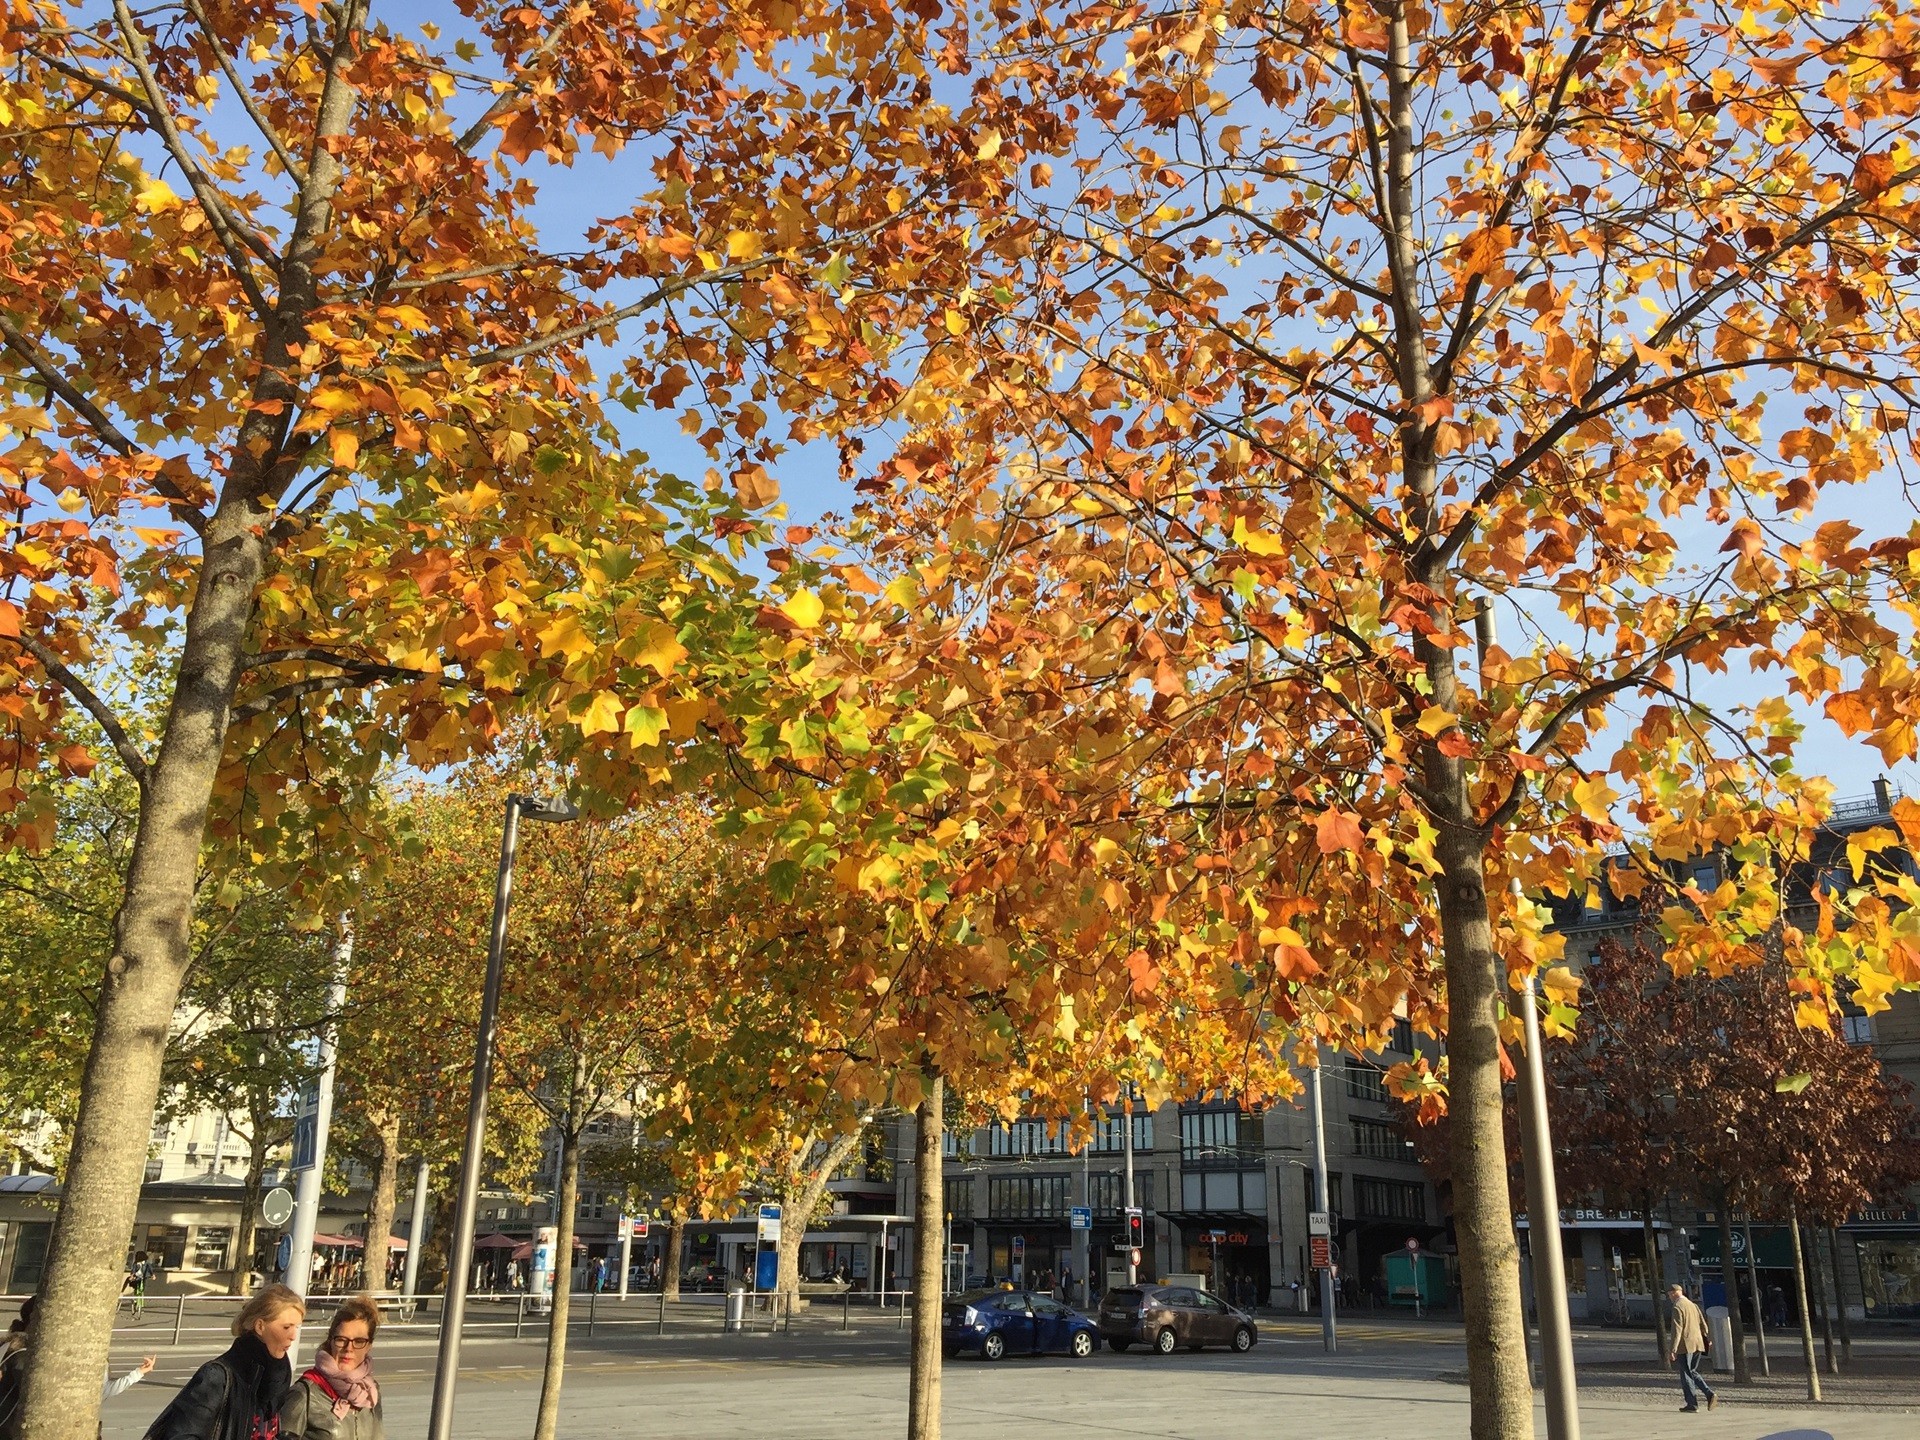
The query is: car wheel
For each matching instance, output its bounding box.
[1070,1331,1095,1359]
[1232,1326,1254,1352]
[983,1332,1006,1361]
[1109,1340,1130,1352]
[1153,1327,1177,1355]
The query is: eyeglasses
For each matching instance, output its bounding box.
[334,1336,372,1350]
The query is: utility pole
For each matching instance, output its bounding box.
[1477,602,1580,1440]
[286,917,351,1297]
[1309,1055,1336,1353]
[1077,1098,1091,1308]
[1122,1083,1138,1285]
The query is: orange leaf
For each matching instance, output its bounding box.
[1315,808,1364,854]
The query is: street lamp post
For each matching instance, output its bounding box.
[426,792,579,1440]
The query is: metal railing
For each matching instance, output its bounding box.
[1,1288,926,1349]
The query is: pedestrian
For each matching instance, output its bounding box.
[140,1282,305,1440]
[124,1252,149,1316]
[0,1298,157,1439]
[279,1295,383,1440]
[1665,1282,1718,1413]
[1766,1282,1788,1329]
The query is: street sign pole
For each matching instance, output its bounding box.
[1310,1056,1336,1353]
[619,1215,634,1301]
[401,1156,429,1299]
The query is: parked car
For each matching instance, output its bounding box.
[682,1263,729,1292]
[943,1288,1101,1360]
[1097,1283,1258,1354]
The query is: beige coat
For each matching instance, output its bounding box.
[279,1375,385,1440]
[1669,1294,1711,1356]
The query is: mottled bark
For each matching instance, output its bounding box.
[774,1129,864,1304]
[533,1058,588,1440]
[906,1078,943,1440]
[1715,1199,1750,1382]
[361,1109,403,1294]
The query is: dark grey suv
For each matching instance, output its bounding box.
[1097,1283,1258,1354]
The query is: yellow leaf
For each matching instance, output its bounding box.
[577,690,624,736]
[623,705,668,748]
[328,429,360,469]
[780,589,824,629]
[624,619,688,678]
[726,230,764,261]
[1540,966,1582,1005]
[55,488,85,514]
[136,178,182,213]
[1415,707,1457,738]
[1231,516,1284,555]
[1570,775,1619,822]
[536,613,594,662]
[975,129,1003,161]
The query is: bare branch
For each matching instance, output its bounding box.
[182,0,307,185]
[2,632,150,785]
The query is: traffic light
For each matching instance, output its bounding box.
[1125,1207,1144,1250]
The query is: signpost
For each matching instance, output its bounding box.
[1069,1207,1092,1231]
[757,1204,782,1243]
[1310,1236,1332,1270]
[1406,1236,1424,1317]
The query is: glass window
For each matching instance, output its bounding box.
[987,1175,1070,1219]
[1842,1013,1873,1045]
[7,1223,47,1291]
[1090,1113,1153,1153]
[1030,1295,1069,1315]
[944,1176,975,1219]
[1858,1237,1920,1318]
[193,1226,232,1269]
[1180,1108,1239,1158]
[1345,1064,1388,1103]
[1353,1178,1422,1221]
[1351,1119,1410,1161]
[1388,1018,1415,1054]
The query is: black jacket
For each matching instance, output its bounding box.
[143,1332,291,1440]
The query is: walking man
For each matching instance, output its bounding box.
[1667,1282,1718,1412]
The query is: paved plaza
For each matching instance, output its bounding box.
[95,1306,1915,1440]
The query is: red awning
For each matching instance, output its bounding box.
[473,1233,519,1250]
[312,1234,360,1248]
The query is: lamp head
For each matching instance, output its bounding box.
[514,792,580,823]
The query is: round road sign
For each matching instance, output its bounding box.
[1405,1236,1421,1254]
[261,1186,294,1228]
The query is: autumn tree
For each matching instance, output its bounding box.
[0,0,1002,1426]
[675,4,1920,1435]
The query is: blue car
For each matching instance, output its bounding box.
[942,1288,1101,1360]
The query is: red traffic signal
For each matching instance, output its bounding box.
[1125,1207,1144,1250]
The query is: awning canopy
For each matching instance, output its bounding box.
[473,1233,519,1250]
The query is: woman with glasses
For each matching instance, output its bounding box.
[279,1296,383,1440]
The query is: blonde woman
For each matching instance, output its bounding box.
[141,1284,303,1440]
[279,1297,383,1440]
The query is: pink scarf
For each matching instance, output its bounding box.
[310,1346,379,1418]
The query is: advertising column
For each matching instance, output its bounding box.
[531,1225,556,1313]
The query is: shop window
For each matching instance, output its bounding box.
[1858,1237,1920,1318]
[193,1226,232,1270]
[8,1223,49,1290]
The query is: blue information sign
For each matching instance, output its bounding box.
[1069,1207,1092,1230]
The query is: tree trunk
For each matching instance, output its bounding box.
[775,1129,864,1304]
[1433,825,1534,1439]
[1807,1220,1836,1374]
[1715,1199,1750,1383]
[662,1212,685,1300]
[533,1091,585,1440]
[1825,1228,1852,1366]
[1641,1204,1668,1362]
[228,1122,270,1297]
[362,1109,403,1295]
[906,1076,943,1440]
[1786,1201,1821,1402]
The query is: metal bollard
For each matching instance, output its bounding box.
[898,1291,906,1329]
[588,1288,597,1338]
[172,1295,186,1346]
[515,1293,526,1339]
[657,1290,667,1336]
[842,1290,849,1332]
